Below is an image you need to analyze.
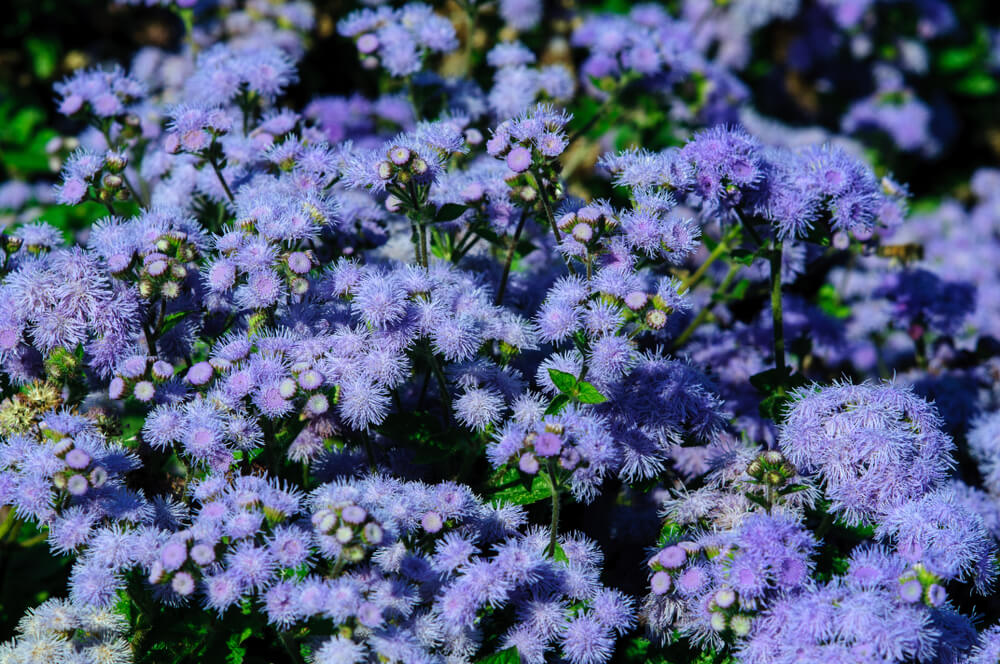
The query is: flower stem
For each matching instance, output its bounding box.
[678,224,741,294]
[547,459,561,557]
[770,239,786,375]
[209,155,235,203]
[671,262,740,349]
[495,207,529,306]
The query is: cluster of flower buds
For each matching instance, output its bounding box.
[279,249,315,297]
[515,422,582,476]
[48,435,109,498]
[0,381,62,437]
[378,146,430,189]
[647,540,756,639]
[148,530,217,597]
[286,362,331,417]
[165,106,233,155]
[746,450,797,489]
[60,150,132,208]
[620,289,674,331]
[109,354,176,402]
[557,204,615,255]
[133,231,199,300]
[897,563,948,607]
[312,501,385,565]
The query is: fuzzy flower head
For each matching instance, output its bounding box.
[778,381,954,525]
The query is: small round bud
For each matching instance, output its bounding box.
[645,309,668,329]
[899,579,923,603]
[306,394,329,415]
[362,522,383,545]
[388,146,411,165]
[650,571,672,595]
[464,128,483,145]
[335,526,354,544]
[624,291,648,311]
[102,174,123,190]
[170,264,188,279]
[171,571,196,596]
[730,614,752,637]
[763,450,785,465]
[411,158,428,175]
[341,505,367,524]
[710,612,728,633]
[134,380,155,402]
[109,377,126,399]
[67,474,90,496]
[152,360,174,380]
[518,452,540,475]
[714,588,736,609]
[287,251,312,274]
[377,161,393,180]
[421,511,444,533]
[66,448,91,470]
[506,146,532,173]
[190,543,215,566]
[105,153,127,173]
[89,466,108,488]
[357,33,379,54]
[278,378,298,399]
[572,223,594,243]
[160,281,181,299]
[657,545,687,569]
[747,460,764,477]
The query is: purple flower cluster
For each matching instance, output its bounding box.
[779,381,954,525]
[643,512,816,645]
[2,0,1000,661]
[338,3,458,77]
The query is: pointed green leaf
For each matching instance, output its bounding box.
[548,369,579,396]
[575,380,608,404]
[434,203,468,223]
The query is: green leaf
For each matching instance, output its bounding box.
[575,380,608,404]
[547,368,579,396]
[956,72,998,96]
[544,393,570,416]
[476,647,521,664]
[225,627,253,664]
[938,46,978,72]
[550,540,569,563]
[490,470,552,506]
[730,248,756,266]
[25,38,59,79]
[815,283,851,319]
[159,310,191,336]
[434,203,468,223]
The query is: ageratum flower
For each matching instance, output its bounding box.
[778,381,954,525]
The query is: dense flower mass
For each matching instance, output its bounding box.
[2,0,1000,662]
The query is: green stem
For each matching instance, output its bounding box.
[121,172,147,208]
[495,208,529,306]
[671,263,740,349]
[279,631,304,664]
[209,155,235,203]
[547,460,561,557]
[427,351,452,419]
[770,239,786,375]
[678,224,741,294]
[531,169,562,245]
